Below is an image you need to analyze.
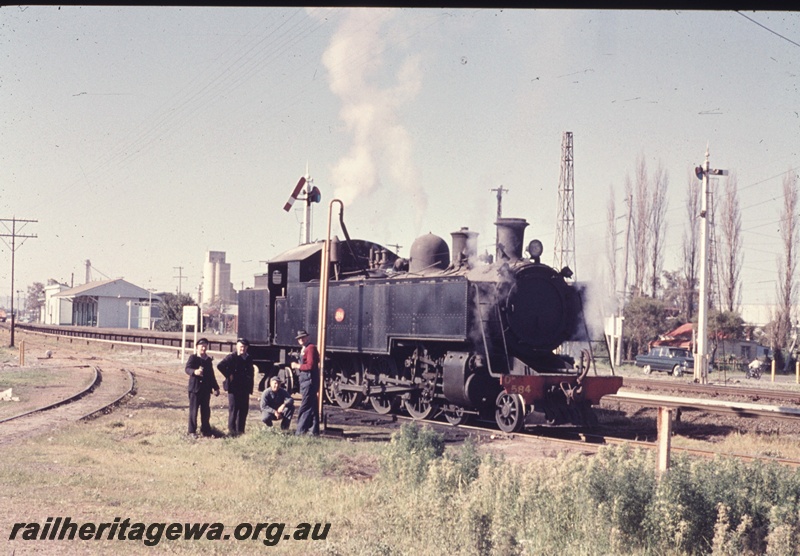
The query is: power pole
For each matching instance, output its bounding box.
[695,147,727,384]
[0,217,38,347]
[618,192,634,365]
[554,131,576,278]
[173,266,187,295]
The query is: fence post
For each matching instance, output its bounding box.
[657,406,673,477]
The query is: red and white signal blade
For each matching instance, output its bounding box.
[283,176,306,212]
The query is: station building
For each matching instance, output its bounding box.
[45,278,160,329]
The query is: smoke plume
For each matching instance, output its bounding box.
[321,9,427,224]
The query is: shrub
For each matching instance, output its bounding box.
[381,423,445,486]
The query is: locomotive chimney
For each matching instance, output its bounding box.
[495,218,528,262]
[450,227,478,268]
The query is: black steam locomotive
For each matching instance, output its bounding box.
[239,217,622,431]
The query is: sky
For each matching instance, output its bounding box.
[1,7,798,317]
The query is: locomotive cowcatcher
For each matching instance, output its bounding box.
[238,216,622,432]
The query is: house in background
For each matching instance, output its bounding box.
[52,278,160,329]
[652,322,769,362]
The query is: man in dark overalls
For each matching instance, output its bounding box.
[185,337,220,437]
[291,330,319,436]
[217,338,254,436]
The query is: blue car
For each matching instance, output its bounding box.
[634,346,694,377]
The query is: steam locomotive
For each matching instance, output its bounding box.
[239,217,622,431]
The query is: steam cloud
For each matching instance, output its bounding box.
[321,9,427,225]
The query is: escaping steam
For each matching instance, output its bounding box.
[321,9,427,227]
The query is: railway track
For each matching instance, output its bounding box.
[0,366,136,446]
[623,376,800,404]
[323,404,800,468]
[9,323,800,467]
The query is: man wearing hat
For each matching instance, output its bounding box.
[185,337,220,438]
[260,376,294,430]
[217,338,255,436]
[291,329,320,436]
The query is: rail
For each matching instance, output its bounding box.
[14,322,236,354]
[607,390,800,421]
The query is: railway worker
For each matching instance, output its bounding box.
[185,337,220,438]
[217,338,255,436]
[260,376,294,430]
[291,329,320,436]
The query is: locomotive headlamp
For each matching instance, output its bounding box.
[527,239,543,260]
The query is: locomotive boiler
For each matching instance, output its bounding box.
[239,217,622,432]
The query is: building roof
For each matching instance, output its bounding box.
[55,278,153,299]
[653,323,693,348]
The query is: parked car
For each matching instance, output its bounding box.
[634,346,694,377]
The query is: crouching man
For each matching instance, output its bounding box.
[260,377,294,430]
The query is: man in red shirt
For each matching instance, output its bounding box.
[291,330,319,436]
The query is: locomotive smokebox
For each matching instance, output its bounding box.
[450,227,478,268]
[495,218,528,262]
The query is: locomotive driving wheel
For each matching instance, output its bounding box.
[330,358,364,409]
[370,393,399,414]
[367,355,400,415]
[404,393,437,420]
[495,391,525,433]
[443,404,469,426]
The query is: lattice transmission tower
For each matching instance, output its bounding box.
[553,131,576,278]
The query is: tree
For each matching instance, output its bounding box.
[622,296,669,359]
[25,282,45,321]
[682,170,700,320]
[630,155,650,298]
[648,163,668,297]
[773,169,799,356]
[661,269,689,321]
[155,292,196,332]
[716,172,743,313]
[707,309,744,365]
[605,186,619,311]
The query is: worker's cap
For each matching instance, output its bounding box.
[237,338,250,347]
[196,338,209,346]
[269,376,280,385]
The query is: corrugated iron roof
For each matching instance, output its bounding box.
[55,278,152,299]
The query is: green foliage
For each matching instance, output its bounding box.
[154,292,196,332]
[586,445,657,545]
[381,423,445,486]
[623,296,669,356]
[374,440,800,555]
[26,281,45,313]
[709,310,745,341]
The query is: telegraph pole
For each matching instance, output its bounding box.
[173,266,187,295]
[0,217,38,347]
[695,147,727,384]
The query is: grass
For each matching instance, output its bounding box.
[4,409,800,555]
[3,330,800,554]
[1,407,386,555]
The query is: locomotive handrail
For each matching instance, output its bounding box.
[473,284,495,376]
